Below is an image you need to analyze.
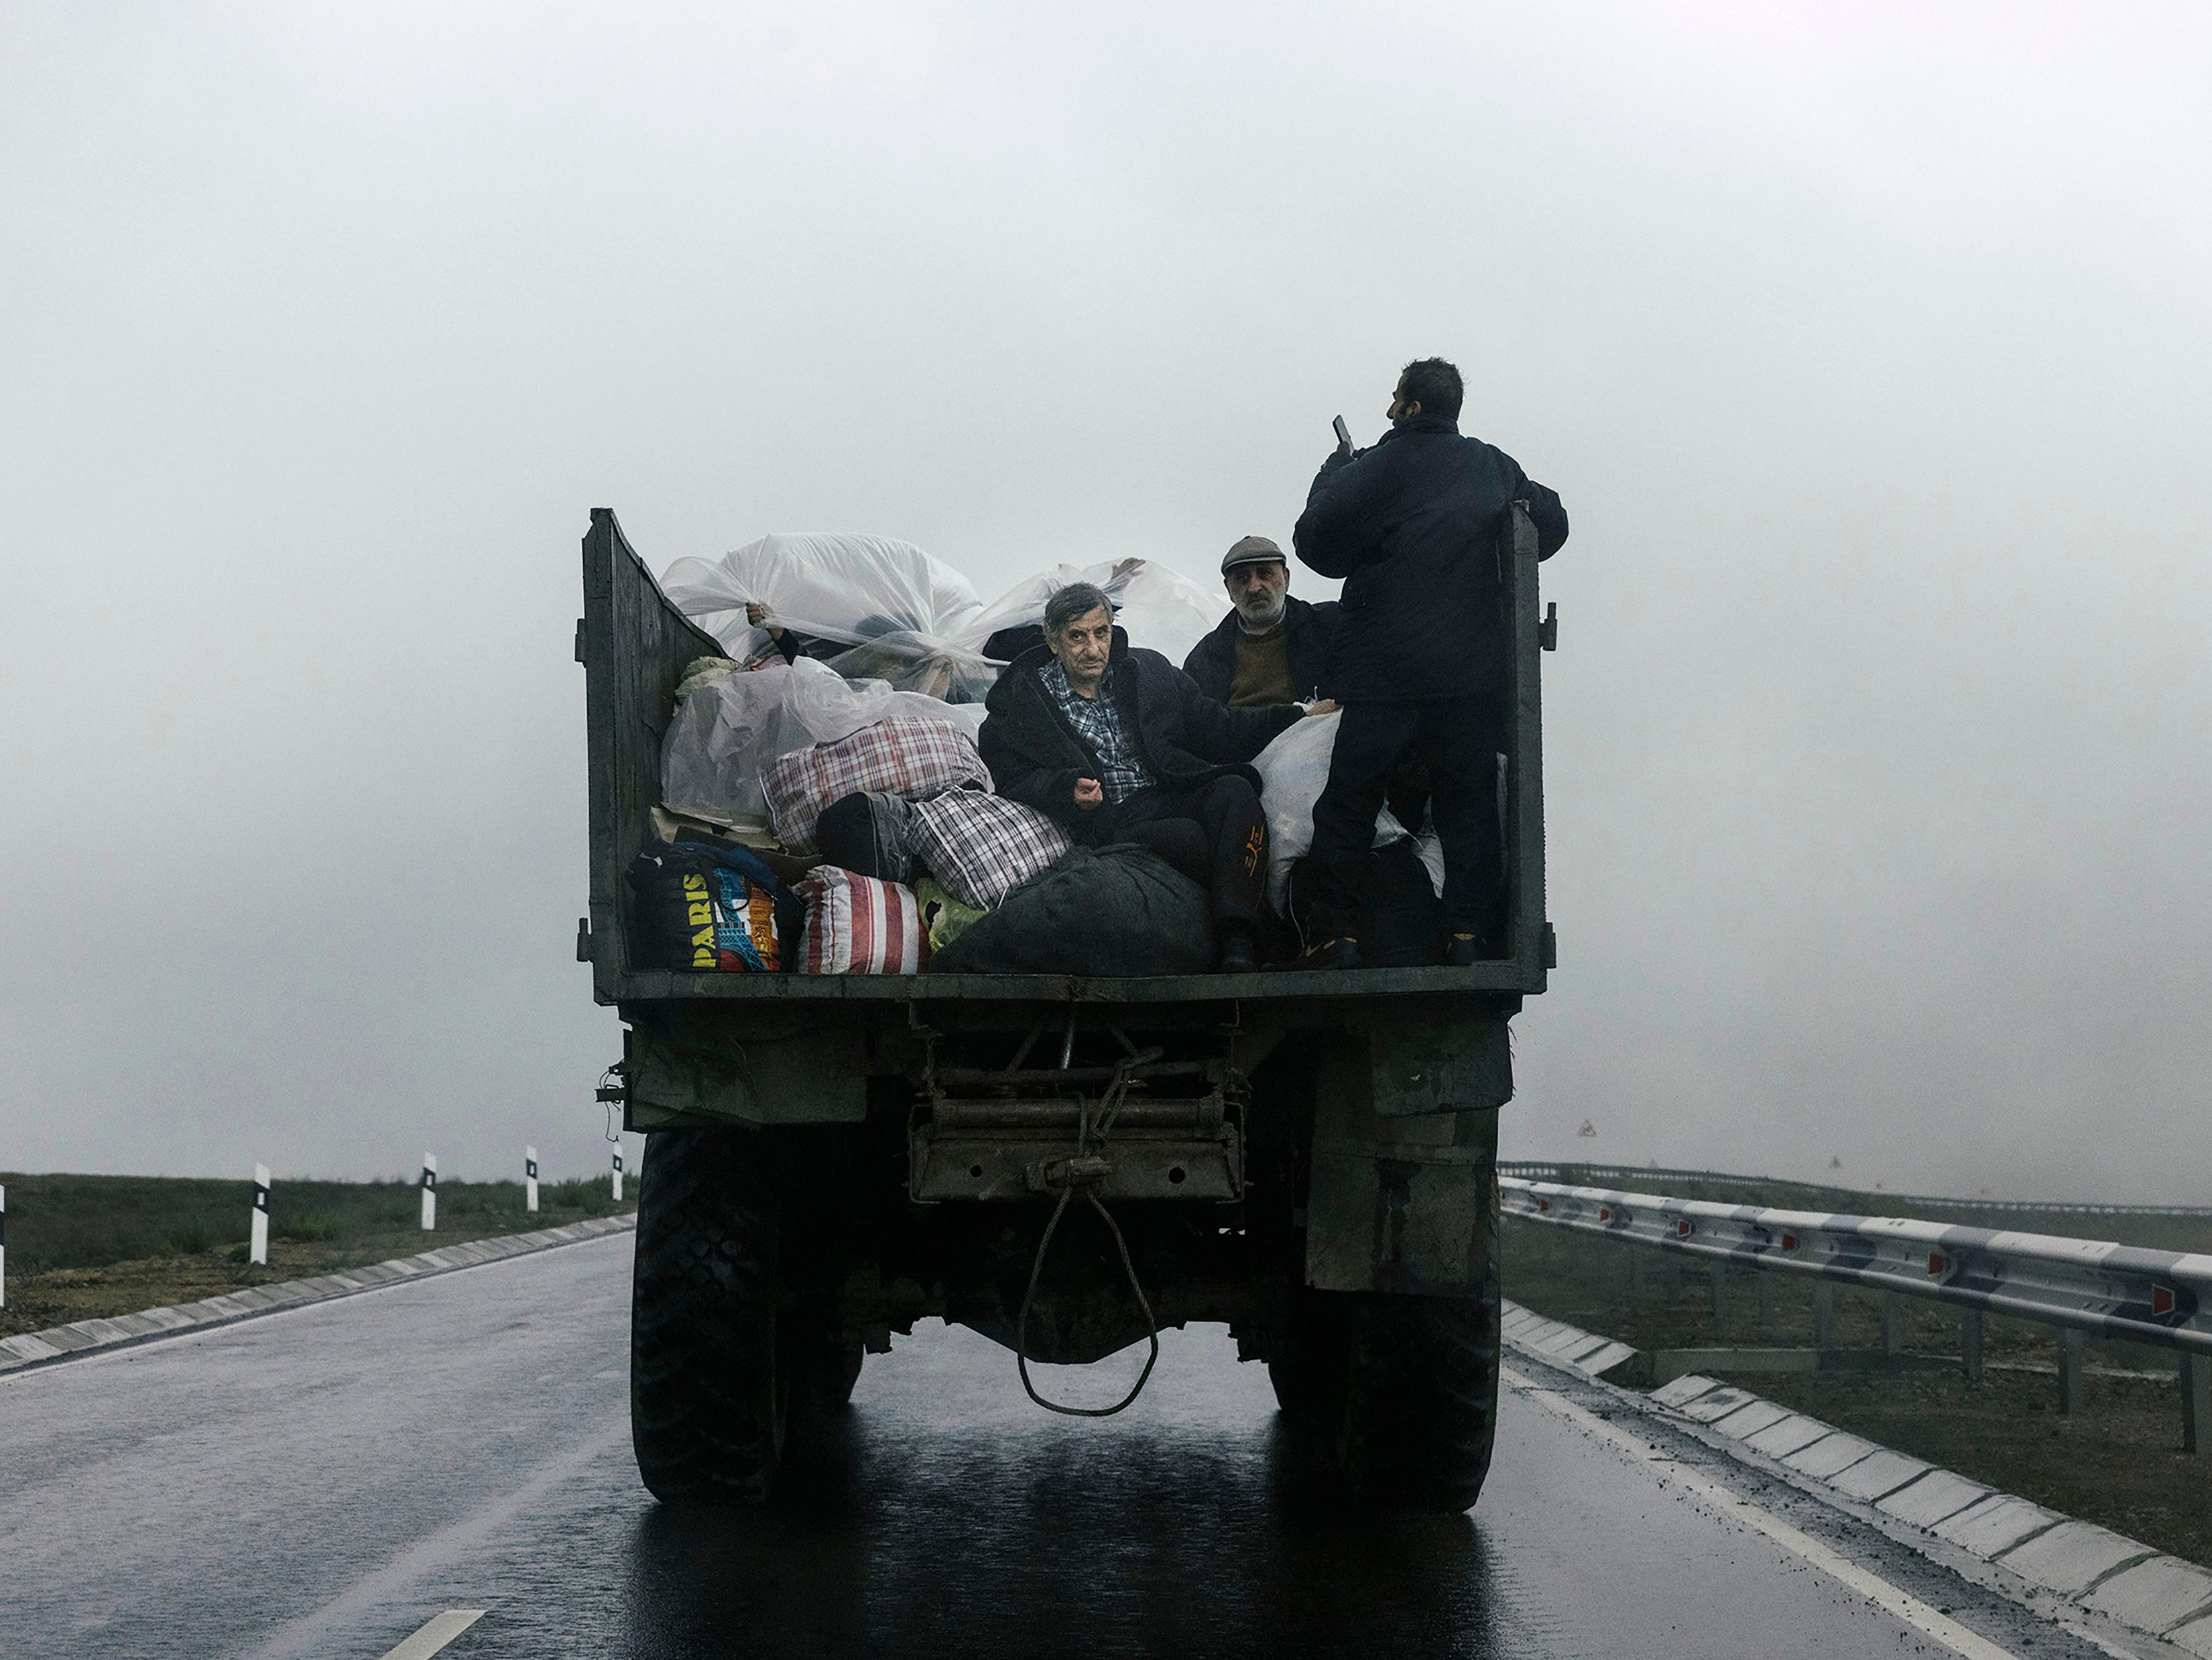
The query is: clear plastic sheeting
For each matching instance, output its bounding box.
[662,533,987,666]
[666,539,1226,691]
[819,631,997,702]
[662,657,987,822]
[1250,712,1408,911]
[962,556,1221,667]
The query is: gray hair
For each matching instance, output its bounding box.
[1043,581,1114,639]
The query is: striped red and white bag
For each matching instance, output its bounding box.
[796,867,928,974]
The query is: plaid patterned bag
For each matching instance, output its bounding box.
[909,790,1074,910]
[797,867,928,974]
[764,716,991,854]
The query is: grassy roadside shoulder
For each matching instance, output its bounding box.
[1504,1214,2212,1570]
[1,1171,636,1341]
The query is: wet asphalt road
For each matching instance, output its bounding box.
[0,1232,2119,1659]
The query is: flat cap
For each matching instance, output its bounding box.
[1221,535,1286,574]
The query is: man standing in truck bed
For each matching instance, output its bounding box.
[1292,357,1569,968]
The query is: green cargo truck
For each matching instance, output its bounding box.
[577,507,1557,1510]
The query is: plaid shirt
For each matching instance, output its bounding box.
[1040,659,1154,804]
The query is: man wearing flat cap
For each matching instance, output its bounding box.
[1182,535,1341,709]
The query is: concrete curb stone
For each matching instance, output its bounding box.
[0,1214,638,1378]
[1933,1494,2063,1559]
[1678,1384,1761,1424]
[1996,1521,2158,1598]
[1739,1413,1835,1460]
[1649,1373,1721,1409]
[2169,1608,2212,1659]
[1499,1297,2212,1659]
[1877,1470,1992,1530]
[2081,1555,2212,1635]
[1707,1399,1792,1442]
[1827,1448,1930,1502]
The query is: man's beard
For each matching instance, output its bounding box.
[1235,594,1287,631]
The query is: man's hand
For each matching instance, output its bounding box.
[743,600,785,641]
[1073,778,1105,810]
[1302,698,1339,718]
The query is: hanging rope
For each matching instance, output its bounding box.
[1014,1055,1161,1417]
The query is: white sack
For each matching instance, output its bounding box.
[661,657,985,824]
[661,663,793,820]
[663,533,987,665]
[960,556,1222,667]
[1251,712,1408,912]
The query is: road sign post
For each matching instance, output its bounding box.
[421,1153,438,1231]
[250,1165,269,1266]
[526,1146,540,1214]
[611,1146,624,1204]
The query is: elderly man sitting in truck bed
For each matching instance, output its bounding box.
[1182,535,1339,708]
[980,581,1336,972]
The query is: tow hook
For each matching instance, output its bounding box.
[1026,1154,1110,1194]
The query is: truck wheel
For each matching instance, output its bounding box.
[630,1127,788,1504]
[826,1336,865,1407]
[1267,1295,1348,1427]
[1334,1285,1501,1513]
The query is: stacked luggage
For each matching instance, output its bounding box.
[627,532,1440,976]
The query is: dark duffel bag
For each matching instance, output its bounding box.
[1287,836,1442,968]
[930,844,1213,976]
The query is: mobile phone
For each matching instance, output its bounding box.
[1332,416,1353,450]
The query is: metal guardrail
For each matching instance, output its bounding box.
[1497,1163,2212,1222]
[1499,1176,2212,1357]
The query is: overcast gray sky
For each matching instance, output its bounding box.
[5,2,2209,1197]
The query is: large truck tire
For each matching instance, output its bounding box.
[1273,1183,1503,1511]
[1334,1288,1501,1512]
[1267,1294,1348,1426]
[630,1127,789,1505]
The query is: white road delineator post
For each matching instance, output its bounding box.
[611,1145,625,1204]
[525,1145,540,1214]
[250,1163,269,1266]
[420,1152,438,1231]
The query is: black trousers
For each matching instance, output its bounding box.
[1093,775,1268,931]
[1308,696,1503,943]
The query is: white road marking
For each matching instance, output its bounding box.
[1503,1366,2024,1660]
[377,1608,486,1659]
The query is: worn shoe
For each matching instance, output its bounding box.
[1294,936,1362,971]
[1218,926,1258,973]
[1442,932,1498,967]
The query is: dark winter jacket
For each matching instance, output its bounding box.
[1180,594,1341,706]
[980,631,1300,842]
[1292,415,1567,703]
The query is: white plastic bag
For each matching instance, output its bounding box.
[661,663,793,820]
[781,657,986,749]
[960,557,1221,667]
[662,533,987,664]
[1250,712,1408,911]
[661,657,986,826]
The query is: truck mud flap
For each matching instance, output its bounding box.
[623,1015,869,1129]
[1303,1021,1506,1297]
[1305,1134,1497,1297]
